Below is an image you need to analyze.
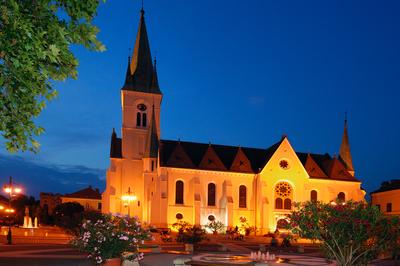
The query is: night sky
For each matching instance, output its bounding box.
[1,0,400,197]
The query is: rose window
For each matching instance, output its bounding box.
[275,182,292,198]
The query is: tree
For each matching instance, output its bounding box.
[53,201,84,233]
[288,200,400,266]
[0,0,105,152]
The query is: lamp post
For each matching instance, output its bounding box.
[121,187,137,217]
[3,176,22,245]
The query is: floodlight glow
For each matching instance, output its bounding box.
[121,195,137,202]
[4,187,11,193]
[14,188,21,193]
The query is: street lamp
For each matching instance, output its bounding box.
[121,187,137,217]
[3,176,22,245]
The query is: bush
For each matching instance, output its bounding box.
[205,220,225,234]
[175,222,206,244]
[288,201,400,266]
[72,214,151,264]
[53,202,84,233]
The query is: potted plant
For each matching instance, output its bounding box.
[205,220,224,235]
[72,214,151,265]
[176,223,206,253]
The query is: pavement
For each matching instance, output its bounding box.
[0,242,398,266]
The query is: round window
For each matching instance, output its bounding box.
[176,213,183,220]
[208,215,215,221]
[137,103,147,111]
[279,159,289,170]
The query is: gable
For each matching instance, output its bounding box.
[324,158,354,180]
[259,137,310,181]
[304,154,328,178]
[166,142,196,168]
[198,146,227,171]
[230,147,253,173]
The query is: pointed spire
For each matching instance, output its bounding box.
[144,105,159,158]
[110,128,117,157]
[339,114,354,173]
[150,57,159,91]
[122,8,161,94]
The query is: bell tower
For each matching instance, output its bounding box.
[121,8,162,160]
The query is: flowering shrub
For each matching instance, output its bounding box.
[72,214,151,264]
[288,201,400,266]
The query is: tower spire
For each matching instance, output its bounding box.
[144,105,159,158]
[339,113,354,175]
[122,8,161,94]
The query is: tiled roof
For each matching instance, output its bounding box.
[159,139,283,173]
[63,186,101,200]
[371,179,400,194]
[109,135,357,180]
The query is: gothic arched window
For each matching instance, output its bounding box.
[136,112,141,127]
[239,185,247,208]
[208,183,216,206]
[275,198,283,209]
[337,192,345,203]
[311,190,318,202]
[175,180,184,204]
[274,182,293,210]
[142,112,147,127]
[284,198,292,210]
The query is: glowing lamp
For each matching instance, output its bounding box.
[4,187,11,193]
[14,188,22,193]
[121,194,137,202]
[0,206,4,210]
[5,208,15,213]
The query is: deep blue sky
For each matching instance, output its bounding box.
[1,0,400,197]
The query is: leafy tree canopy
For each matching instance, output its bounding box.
[0,0,105,152]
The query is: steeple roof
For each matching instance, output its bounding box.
[339,117,354,172]
[144,106,159,158]
[123,9,161,94]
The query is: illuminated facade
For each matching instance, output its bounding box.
[371,180,400,216]
[102,9,365,233]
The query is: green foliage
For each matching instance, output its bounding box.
[0,0,105,152]
[239,216,256,236]
[174,221,206,244]
[288,200,400,266]
[205,220,225,234]
[72,214,151,264]
[53,201,84,233]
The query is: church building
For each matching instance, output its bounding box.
[101,9,365,233]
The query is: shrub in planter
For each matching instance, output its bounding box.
[205,220,224,234]
[176,223,206,245]
[72,214,151,265]
[288,200,400,266]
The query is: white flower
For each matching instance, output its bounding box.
[119,235,129,241]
